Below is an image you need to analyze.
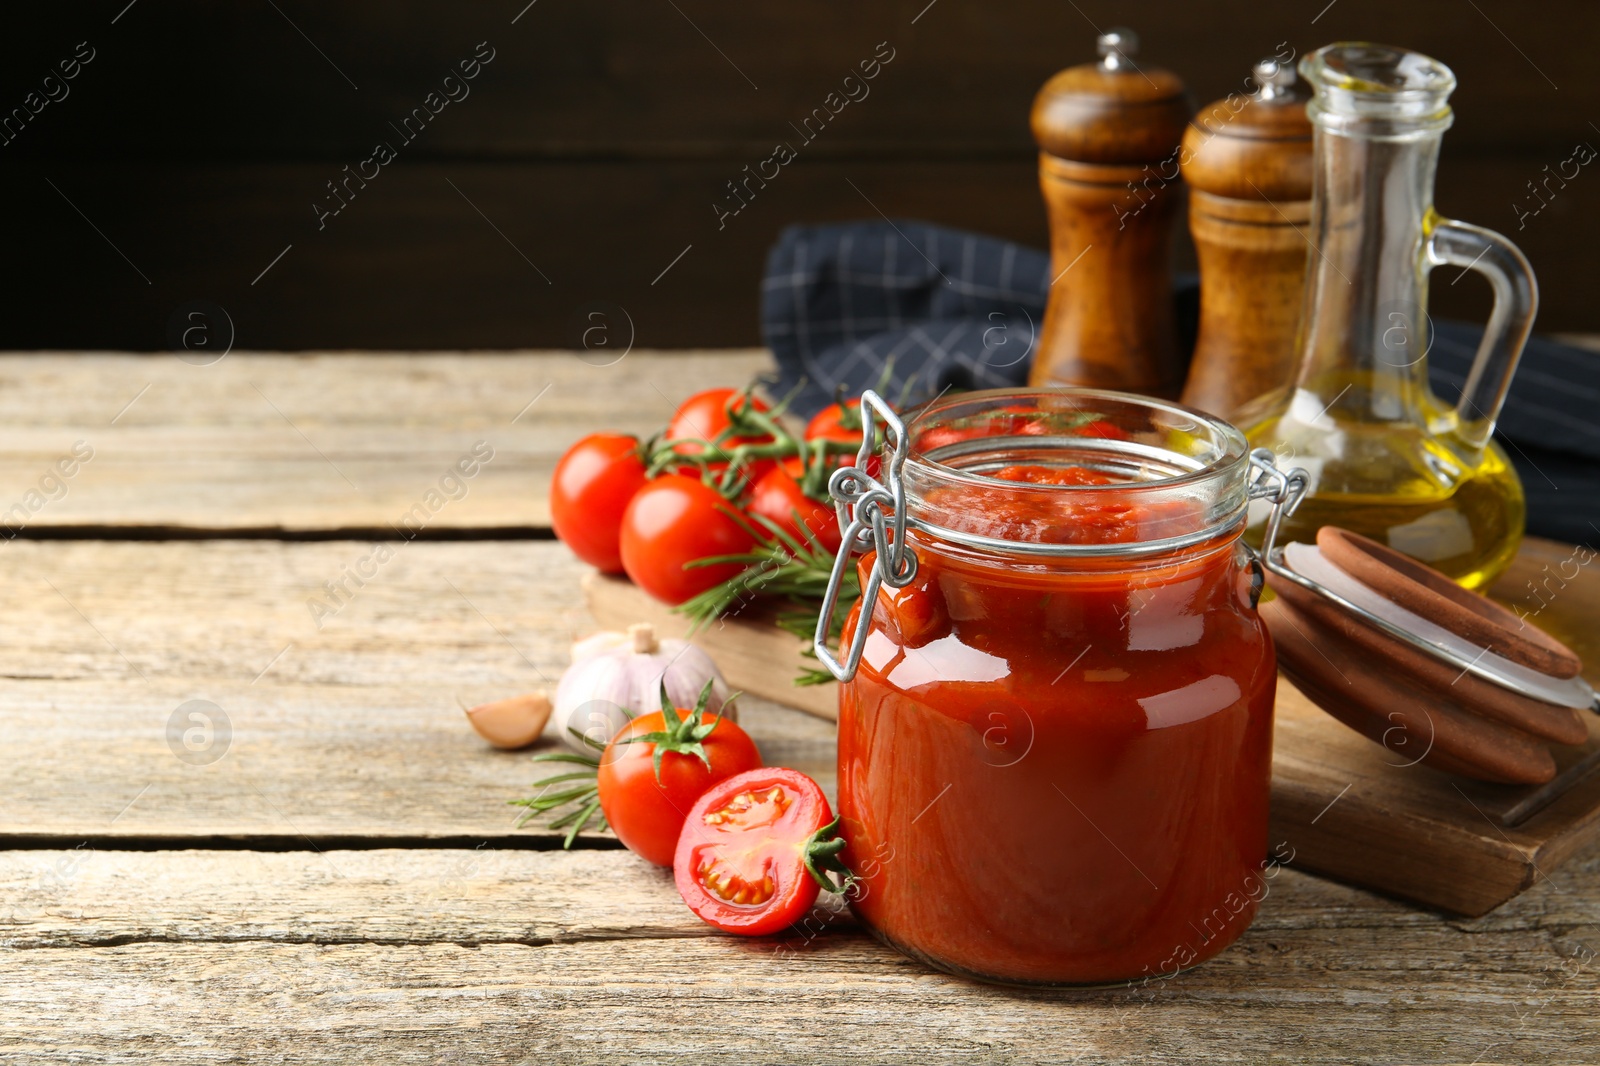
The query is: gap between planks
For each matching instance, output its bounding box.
[2,525,558,542]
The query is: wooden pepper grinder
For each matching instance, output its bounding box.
[1179,59,1314,417]
[1028,29,1191,396]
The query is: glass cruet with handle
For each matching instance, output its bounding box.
[1236,42,1537,590]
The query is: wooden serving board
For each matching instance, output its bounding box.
[584,537,1600,917]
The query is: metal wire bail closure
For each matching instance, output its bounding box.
[814,390,916,682]
[1246,448,1310,563]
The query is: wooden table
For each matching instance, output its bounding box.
[1,350,1596,1064]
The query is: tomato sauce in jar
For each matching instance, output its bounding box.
[833,390,1278,986]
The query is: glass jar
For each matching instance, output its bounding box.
[819,388,1282,986]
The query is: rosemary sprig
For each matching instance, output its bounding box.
[675,513,860,684]
[775,595,857,686]
[508,727,616,847]
[676,514,850,629]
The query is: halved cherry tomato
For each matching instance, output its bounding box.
[599,684,762,868]
[620,474,757,604]
[667,388,775,488]
[549,433,649,573]
[673,767,850,936]
[746,459,842,554]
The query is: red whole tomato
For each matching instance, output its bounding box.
[673,767,852,936]
[805,399,877,479]
[746,459,842,554]
[549,433,649,573]
[667,388,775,488]
[916,424,986,453]
[598,683,763,867]
[620,474,757,604]
[803,399,863,444]
[1078,418,1131,440]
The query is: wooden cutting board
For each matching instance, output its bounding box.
[584,537,1600,917]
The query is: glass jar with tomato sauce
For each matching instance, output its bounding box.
[820,388,1285,987]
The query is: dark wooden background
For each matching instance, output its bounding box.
[1,0,1595,351]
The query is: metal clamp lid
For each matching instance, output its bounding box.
[814,391,917,683]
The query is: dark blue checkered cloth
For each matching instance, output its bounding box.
[760,220,1600,545]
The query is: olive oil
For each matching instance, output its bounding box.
[1242,399,1525,589]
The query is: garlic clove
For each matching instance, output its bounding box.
[465,691,552,750]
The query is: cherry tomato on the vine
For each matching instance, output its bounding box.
[747,459,841,554]
[666,388,776,488]
[803,399,863,444]
[620,474,757,605]
[549,433,649,573]
[599,684,763,868]
[668,387,771,450]
[1078,419,1131,440]
[804,398,878,479]
[673,767,851,936]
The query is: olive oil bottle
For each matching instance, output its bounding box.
[1241,44,1537,589]
[1240,378,1525,588]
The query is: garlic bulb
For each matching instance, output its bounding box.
[553,622,732,753]
[465,691,552,750]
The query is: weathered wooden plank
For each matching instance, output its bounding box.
[16,937,1590,1066]
[0,848,1595,1063]
[0,351,769,532]
[0,848,704,949]
[0,540,834,842]
[6,845,1596,948]
[2,349,1597,536]
[0,681,834,844]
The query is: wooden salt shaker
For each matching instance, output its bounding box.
[1028,29,1191,396]
[1179,59,1313,417]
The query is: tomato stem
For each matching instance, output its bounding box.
[619,679,730,784]
[802,814,855,893]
